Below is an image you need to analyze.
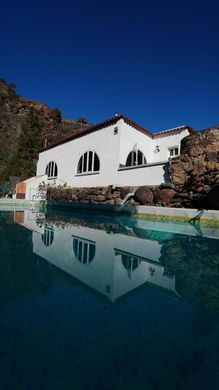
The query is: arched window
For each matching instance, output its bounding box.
[45,161,58,178]
[41,227,54,247]
[126,150,146,167]
[122,254,141,279]
[115,249,142,279]
[77,151,100,174]
[73,236,96,264]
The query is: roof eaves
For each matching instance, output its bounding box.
[122,116,153,138]
[39,115,123,152]
[39,114,196,153]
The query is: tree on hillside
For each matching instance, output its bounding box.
[1,112,43,180]
[8,83,17,99]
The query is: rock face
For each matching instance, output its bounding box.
[0,79,90,178]
[169,127,219,209]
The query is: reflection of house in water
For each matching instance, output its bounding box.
[15,210,177,302]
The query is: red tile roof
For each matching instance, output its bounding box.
[39,114,195,152]
[153,125,195,139]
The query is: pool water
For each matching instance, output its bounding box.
[0,208,219,390]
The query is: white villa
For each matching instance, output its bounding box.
[16,114,193,200]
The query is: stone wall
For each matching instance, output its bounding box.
[47,185,137,205]
[46,184,178,207]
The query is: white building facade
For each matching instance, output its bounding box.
[18,114,193,199]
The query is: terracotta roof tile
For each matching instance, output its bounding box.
[153,125,195,139]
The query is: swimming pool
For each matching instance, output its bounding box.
[0,208,219,389]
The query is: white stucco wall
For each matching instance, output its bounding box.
[119,121,154,164]
[152,129,190,161]
[116,162,168,186]
[36,118,190,188]
[119,121,190,164]
[37,121,121,187]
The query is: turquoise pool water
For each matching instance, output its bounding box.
[0,208,219,390]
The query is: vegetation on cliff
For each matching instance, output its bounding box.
[2,113,43,180]
[0,78,89,181]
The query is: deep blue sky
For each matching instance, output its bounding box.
[1,0,219,131]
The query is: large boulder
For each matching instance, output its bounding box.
[134,186,154,205]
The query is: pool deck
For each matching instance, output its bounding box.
[0,198,219,223]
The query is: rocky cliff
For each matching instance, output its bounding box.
[0,78,90,179]
[169,127,219,209]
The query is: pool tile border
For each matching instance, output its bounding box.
[0,199,219,224]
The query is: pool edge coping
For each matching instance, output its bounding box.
[0,199,218,224]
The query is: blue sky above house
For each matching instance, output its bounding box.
[1,0,219,131]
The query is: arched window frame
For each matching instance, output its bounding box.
[73,236,96,264]
[114,249,142,279]
[45,161,58,179]
[125,149,147,167]
[41,227,54,247]
[77,150,100,175]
